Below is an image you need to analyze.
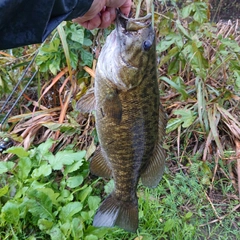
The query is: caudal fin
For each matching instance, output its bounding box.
[93,194,138,232]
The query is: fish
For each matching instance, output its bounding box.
[78,11,166,232]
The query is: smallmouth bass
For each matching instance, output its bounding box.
[78,11,166,232]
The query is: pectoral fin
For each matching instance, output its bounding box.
[102,91,122,124]
[76,88,95,113]
[90,148,112,178]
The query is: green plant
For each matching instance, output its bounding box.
[0,139,108,239]
[35,22,94,75]
[156,0,240,163]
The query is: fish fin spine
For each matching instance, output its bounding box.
[141,104,167,188]
[76,87,95,113]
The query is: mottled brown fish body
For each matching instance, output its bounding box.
[87,12,166,232]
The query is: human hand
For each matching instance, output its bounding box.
[73,0,132,30]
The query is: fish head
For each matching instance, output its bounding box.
[116,11,155,65]
[115,12,155,89]
[96,12,156,90]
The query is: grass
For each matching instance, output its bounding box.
[101,157,240,240]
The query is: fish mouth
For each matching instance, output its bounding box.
[116,10,152,31]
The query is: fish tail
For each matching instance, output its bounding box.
[93,193,138,232]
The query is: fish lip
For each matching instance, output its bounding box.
[116,10,152,31]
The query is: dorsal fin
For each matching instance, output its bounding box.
[76,88,95,113]
[141,103,167,188]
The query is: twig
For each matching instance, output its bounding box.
[204,191,221,220]
[199,204,240,227]
[235,139,240,198]
[211,150,220,186]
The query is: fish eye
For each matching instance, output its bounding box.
[143,40,152,51]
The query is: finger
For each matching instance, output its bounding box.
[99,7,116,28]
[109,7,117,22]
[99,10,111,29]
[119,0,132,16]
[77,14,102,30]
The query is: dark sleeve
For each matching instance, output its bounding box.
[0,0,94,50]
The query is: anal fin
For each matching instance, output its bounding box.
[90,148,112,178]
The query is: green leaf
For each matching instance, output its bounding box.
[85,235,98,240]
[59,202,83,222]
[17,157,32,180]
[88,196,101,211]
[0,161,15,174]
[181,4,193,18]
[57,189,74,203]
[197,79,208,133]
[41,38,60,53]
[181,41,208,77]
[31,163,52,178]
[193,2,208,23]
[173,109,196,128]
[0,185,9,197]
[47,226,64,240]
[85,226,109,238]
[183,211,193,220]
[70,51,78,70]
[70,26,84,44]
[72,218,84,239]
[157,38,175,53]
[36,138,55,156]
[49,57,61,75]
[49,150,86,170]
[166,118,182,133]
[160,76,189,100]
[66,176,84,188]
[234,70,240,89]
[104,179,115,195]
[5,146,29,158]
[176,20,191,39]
[168,57,180,75]
[83,38,93,47]
[164,219,175,232]
[37,188,60,205]
[182,2,208,23]
[38,219,54,231]
[64,159,84,174]
[26,189,54,220]
[80,48,93,67]
[1,201,20,224]
[79,186,92,202]
[159,46,179,67]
